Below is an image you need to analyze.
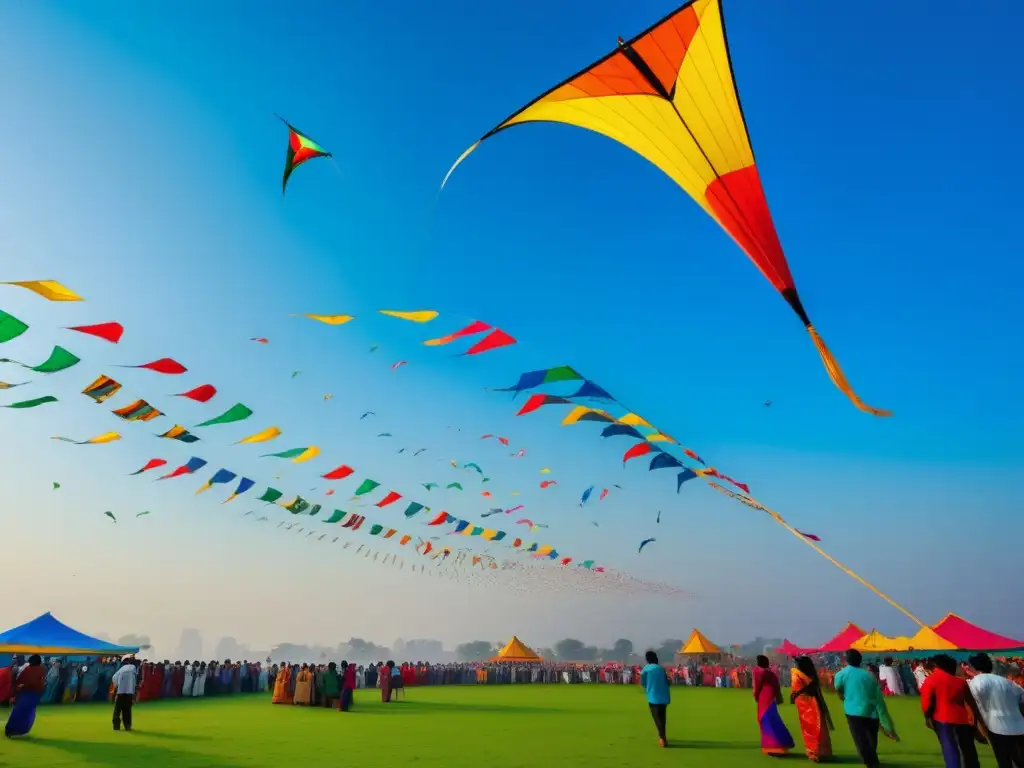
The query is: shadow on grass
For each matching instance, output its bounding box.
[17,736,246,768]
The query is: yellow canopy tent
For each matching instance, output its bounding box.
[679,629,721,655]
[851,629,912,653]
[490,635,542,662]
[906,626,957,652]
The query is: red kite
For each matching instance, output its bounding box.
[279,116,331,195]
[441,0,889,416]
[66,322,124,344]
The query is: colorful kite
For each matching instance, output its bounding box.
[196,469,238,495]
[391,361,408,371]
[112,399,162,422]
[66,322,123,344]
[3,395,57,408]
[262,446,320,463]
[279,117,332,195]
[0,310,28,343]
[0,381,28,389]
[442,0,888,416]
[176,384,217,403]
[462,329,517,356]
[122,358,187,374]
[540,480,556,489]
[638,538,656,554]
[580,486,594,506]
[159,457,207,480]
[446,482,463,491]
[104,511,117,523]
[130,458,167,475]
[421,483,438,491]
[236,426,281,444]
[322,464,355,480]
[353,479,380,497]
[294,313,354,325]
[52,431,121,445]
[136,511,151,518]
[195,402,253,427]
[378,309,438,323]
[82,375,122,403]
[158,425,200,443]
[52,482,60,490]
[424,320,491,347]
[251,337,269,344]
[3,280,82,302]
[1,346,80,373]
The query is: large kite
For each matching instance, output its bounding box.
[279,117,332,195]
[441,0,888,417]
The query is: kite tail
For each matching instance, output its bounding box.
[807,325,892,417]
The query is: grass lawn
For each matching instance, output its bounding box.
[3,685,997,767]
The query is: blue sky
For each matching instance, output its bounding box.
[0,0,1020,657]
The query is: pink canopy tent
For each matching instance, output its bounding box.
[774,639,809,657]
[932,614,1024,651]
[816,622,867,653]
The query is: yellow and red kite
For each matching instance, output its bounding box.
[442,0,888,416]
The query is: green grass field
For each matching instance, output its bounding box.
[3,685,997,767]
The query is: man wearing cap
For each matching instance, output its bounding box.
[111,658,138,732]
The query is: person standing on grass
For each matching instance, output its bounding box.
[640,651,671,748]
[338,661,355,712]
[921,654,983,768]
[111,657,138,732]
[967,653,1024,768]
[835,649,899,768]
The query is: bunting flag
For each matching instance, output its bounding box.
[516,394,573,416]
[3,395,57,408]
[378,309,438,323]
[176,384,217,403]
[257,488,283,503]
[112,399,163,422]
[323,509,346,524]
[492,366,583,395]
[294,313,354,325]
[445,482,463,491]
[649,453,683,471]
[566,381,615,400]
[130,458,167,475]
[403,502,425,518]
[122,358,187,374]
[82,375,122,404]
[353,479,380,496]
[561,406,615,425]
[262,446,320,463]
[223,478,255,503]
[623,443,657,464]
[3,280,83,301]
[159,457,207,480]
[196,469,237,495]
[1,346,81,373]
[0,381,28,389]
[321,464,354,480]
[279,117,332,194]
[391,361,408,371]
[284,496,311,514]
[236,426,281,445]
[676,469,698,492]
[462,329,516,356]
[66,322,124,344]
[376,491,402,507]
[52,431,121,445]
[195,402,253,427]
[0,310,28,343]
[158,425,200,443]
[424,320,491,346]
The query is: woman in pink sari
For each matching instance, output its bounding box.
[753,655,795,756]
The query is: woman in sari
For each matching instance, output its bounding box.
[293,664,313,705]
[754,655,795,756]
[380,661,392,702]
[791,656,834,762]
[272,663,292,704]
[5,655,45,737]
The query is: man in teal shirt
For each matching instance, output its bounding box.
[640,651,671,747]
[834,649,898,767]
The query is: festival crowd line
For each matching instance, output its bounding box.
[5,651,1024,766]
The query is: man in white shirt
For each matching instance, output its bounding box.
[968,654,1024,768]
[111,657,139,732]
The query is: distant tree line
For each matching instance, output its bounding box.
[453,638,691,663]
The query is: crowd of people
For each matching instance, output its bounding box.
[4,648,1023,767]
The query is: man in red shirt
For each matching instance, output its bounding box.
[338,661,355,712]
[920,654,982,768]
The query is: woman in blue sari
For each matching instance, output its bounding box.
[753,655,795,756]
[5,655,45,738]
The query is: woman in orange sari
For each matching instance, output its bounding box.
[272,663,292,704]
[791,656,834,762]
[293,664,313,705]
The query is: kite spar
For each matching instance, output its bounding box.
[440,0,889,417]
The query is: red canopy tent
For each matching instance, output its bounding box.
[932,614,1024,651]
[816,622,867,653]
[774,639,809,657]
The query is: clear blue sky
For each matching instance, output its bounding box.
[0,0,1020,656]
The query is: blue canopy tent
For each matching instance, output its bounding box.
[0,612,139,656]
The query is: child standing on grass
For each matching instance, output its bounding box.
[641,651,671,748]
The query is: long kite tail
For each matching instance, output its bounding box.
[807,325,892,417]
